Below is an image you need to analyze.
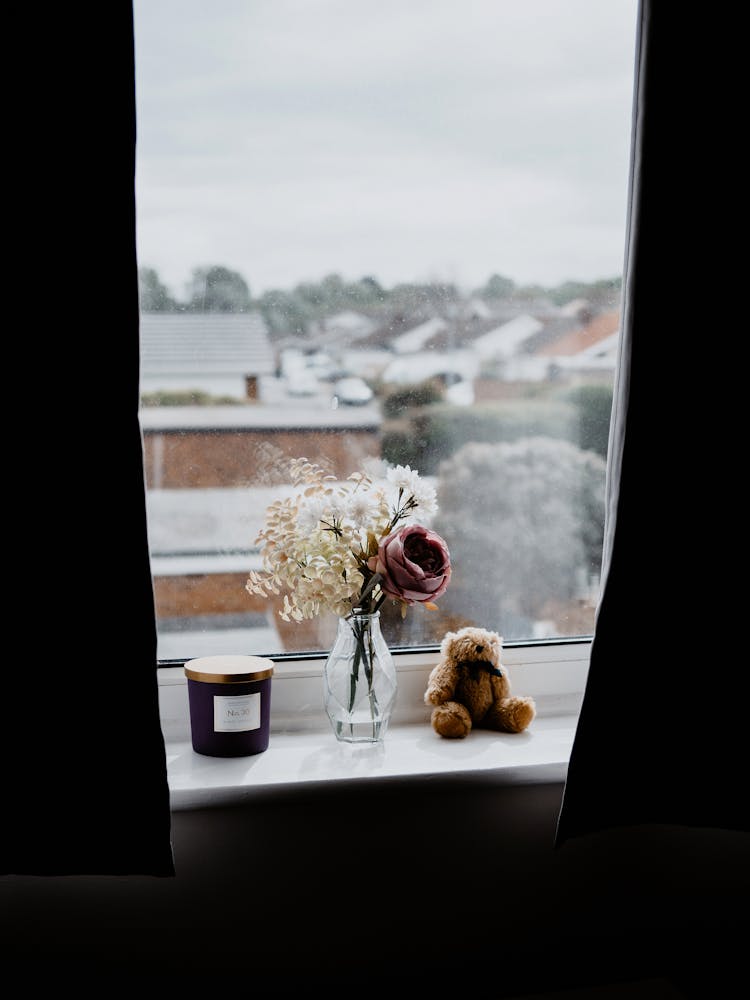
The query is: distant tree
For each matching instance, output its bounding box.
[382,380,445,418]
[256,288,316,339]
[186,266,251,312]
[548,277,622,307]
[257,273,388,338]
[293,280,326,310]
[353,275,386,305]
[294,273,349,312]
[477,273,516,300]
[320,273,347,310]
[292,272,387,312]
[388,281,459,318]
[514,282,549,300]
[138,267,178,311]
[432,436,606,630]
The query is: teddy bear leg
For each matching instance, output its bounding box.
[431,701,473,739]
[485,696,536,734]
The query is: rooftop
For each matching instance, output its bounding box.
[139,312,276,376]
[539,310,620,357]
[139,397,382,432]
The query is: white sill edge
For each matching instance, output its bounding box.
[161,642,588,811]
[166,716,577,811]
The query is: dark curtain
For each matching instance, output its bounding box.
[555,1,748,845]
[3,3,174,875]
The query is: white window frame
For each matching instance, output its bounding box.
[158,637,590,744]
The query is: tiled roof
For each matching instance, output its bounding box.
[472,314,545,361]
[537,310,619,357]
[139,402,381,432]
[140,312,276,375]
[391,317,448,354]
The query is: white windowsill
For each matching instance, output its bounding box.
[159,640,590,811]
[166,715,577,811]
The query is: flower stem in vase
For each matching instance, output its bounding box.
[324,611,397,744]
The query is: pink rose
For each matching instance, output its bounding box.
[369,524,451,606]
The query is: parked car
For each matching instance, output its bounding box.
[331,376,374,406]
[286,370,319,397]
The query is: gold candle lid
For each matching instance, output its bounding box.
[184,654,274,684]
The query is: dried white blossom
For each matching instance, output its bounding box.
[296,496,328,534]
[246,456,444,621]
[348,491,378,527]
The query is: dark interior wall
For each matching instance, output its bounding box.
[1,780,747,997]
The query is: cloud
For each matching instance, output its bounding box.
[134,0,638,296]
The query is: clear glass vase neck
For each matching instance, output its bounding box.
[323,611,397,744]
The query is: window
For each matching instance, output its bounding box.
[134,0,638,664]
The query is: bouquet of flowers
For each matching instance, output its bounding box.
[246,457,451,624]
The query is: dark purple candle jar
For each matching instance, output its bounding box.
[185,655,274,757]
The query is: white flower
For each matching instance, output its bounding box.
[361,456,388,479]
[410,478,437,515]
[386,464,421,494]
[383,463,437,521]
[296,496,328,534]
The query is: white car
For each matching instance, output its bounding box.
[286,370,319,397]
[332,377,374,406]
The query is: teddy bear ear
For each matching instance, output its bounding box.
[440,630,457,652]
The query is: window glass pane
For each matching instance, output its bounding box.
[134,0,637,661]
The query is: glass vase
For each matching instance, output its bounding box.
[323,611,397,743]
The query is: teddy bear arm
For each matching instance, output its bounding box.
[424,662,457,705]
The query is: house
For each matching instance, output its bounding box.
[471,313,545,363]
[139,312,276,400]
[558,297,593,320]
[473,309,620,392]
[535,309,620,376]
[550,331,620,374]
[379,348,480,387]
[140,401,382,489]
[141,400,384,655]
[313,310,378,347]
[391,316,448,354]
[537,309,619,358]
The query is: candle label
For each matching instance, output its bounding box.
[213,693,261,732]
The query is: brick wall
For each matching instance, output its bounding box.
[144,426,381,489]
[152,572,338,652]
[153,572,262,619]
[147,424,383,647]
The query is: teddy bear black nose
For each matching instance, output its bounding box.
[475,644,484,654]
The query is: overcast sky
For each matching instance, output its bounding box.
[133,0,638,300]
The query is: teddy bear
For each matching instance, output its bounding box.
[424,626,536,739]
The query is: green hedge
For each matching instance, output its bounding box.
[380,399,579,473]
[557,382,613,459]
